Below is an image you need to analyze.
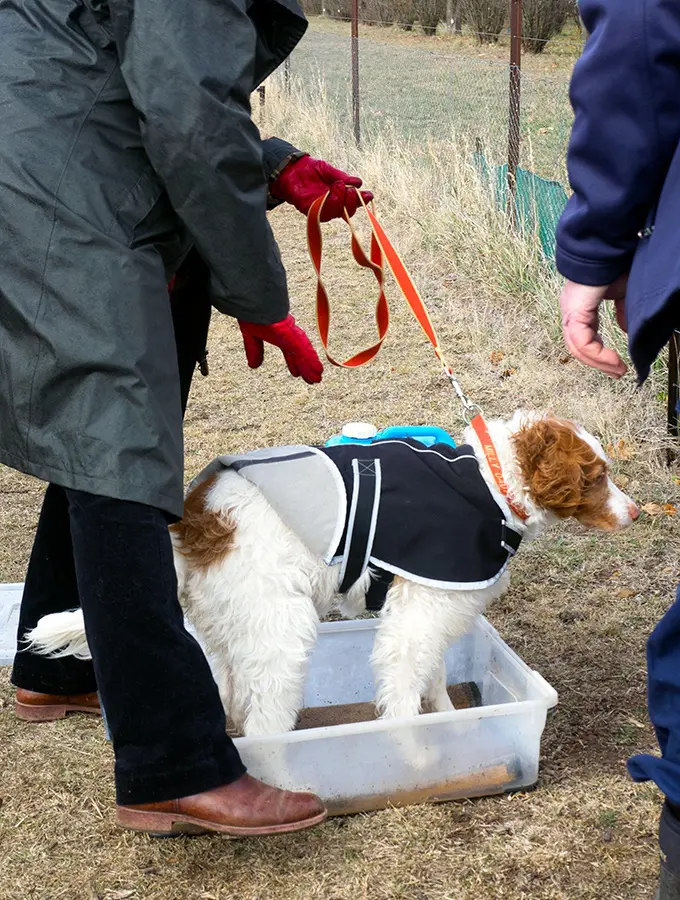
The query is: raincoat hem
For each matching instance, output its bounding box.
[0,446,183,520]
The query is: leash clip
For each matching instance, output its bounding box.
[446,370,482,424]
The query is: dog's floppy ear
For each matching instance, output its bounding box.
[511,417,607,518]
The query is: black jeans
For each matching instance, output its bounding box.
[12,487,245,804]
[11,254,245,804]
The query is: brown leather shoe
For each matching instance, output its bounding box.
[15,688,101,722]
[116,773,327,837]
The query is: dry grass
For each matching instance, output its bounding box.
[1,84,678,900]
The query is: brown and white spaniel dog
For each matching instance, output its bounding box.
[28,411,639,737]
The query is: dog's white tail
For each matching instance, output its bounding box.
[24,609,91,661]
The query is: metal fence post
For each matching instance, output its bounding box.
[668,331,680,463]
[351,0,361,147]
[507,0,522,220]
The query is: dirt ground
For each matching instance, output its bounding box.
[1,201,678,896]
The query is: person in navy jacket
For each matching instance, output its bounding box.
[556,2,680,895]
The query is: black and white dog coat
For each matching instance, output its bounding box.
[191,440,522,605]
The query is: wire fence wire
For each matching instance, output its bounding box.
[271,26,574,257]
[280,29,572,180]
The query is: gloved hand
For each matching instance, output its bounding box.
[271,155,373,222]
[239,314,323,384]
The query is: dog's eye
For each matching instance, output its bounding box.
[585,467,607,489]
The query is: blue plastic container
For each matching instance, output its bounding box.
[326,423,456,449]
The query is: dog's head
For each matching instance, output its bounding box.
[511,416,639,531]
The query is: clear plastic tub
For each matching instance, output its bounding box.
[234,617,558,814]
[0,583,21,666]
[0,583,557,814]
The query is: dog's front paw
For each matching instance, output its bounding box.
[338,593,367,619]
[377,696,423,720]
[337,570,372,618]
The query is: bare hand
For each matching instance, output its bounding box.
[559,276,629,379]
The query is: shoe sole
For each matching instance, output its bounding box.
[15,701,102,722]
[116,806,328,838]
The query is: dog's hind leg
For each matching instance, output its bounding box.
[181,471,328,737]
[233,590,319,737]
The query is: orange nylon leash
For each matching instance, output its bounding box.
[306,191,453,374]
[306,190,528,521]
[307,193,389,367]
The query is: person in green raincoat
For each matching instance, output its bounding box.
[1,0,370,835]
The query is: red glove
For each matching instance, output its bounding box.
[239,314,323,384]
[271,156,373,222]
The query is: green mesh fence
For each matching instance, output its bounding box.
[474,151,568,262]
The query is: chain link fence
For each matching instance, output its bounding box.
[271,22,576,260]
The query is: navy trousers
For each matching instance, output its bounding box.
[629,586,680,804]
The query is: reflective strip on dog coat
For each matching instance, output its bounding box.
[190,440,522,592]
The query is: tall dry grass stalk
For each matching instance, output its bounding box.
[261,77,671,475]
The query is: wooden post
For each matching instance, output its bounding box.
[351,0,361,146]
[284,56,291,93]
[454,0,463,33]
[446,0,454,33]
[668,332,680,463]
[507,0,522,220]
